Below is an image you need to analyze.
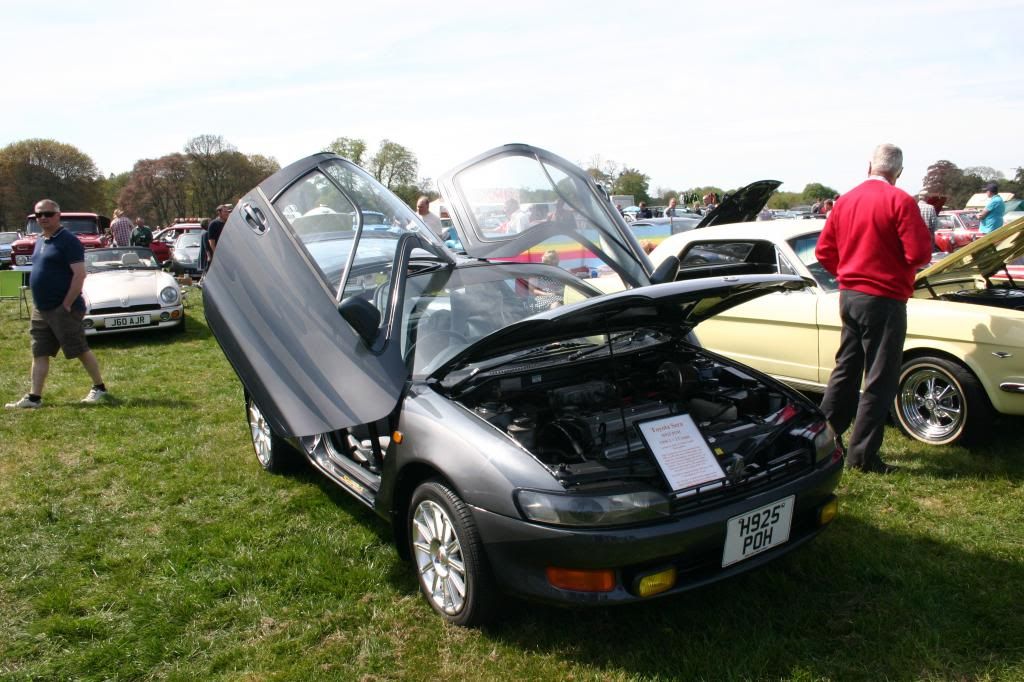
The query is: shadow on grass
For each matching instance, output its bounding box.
[480,516,1023,680]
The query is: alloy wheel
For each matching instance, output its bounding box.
[411,499,467,615]
[896,366,966,443]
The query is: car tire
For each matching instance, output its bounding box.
[408,480,496,627]
[246,395,297,472]
[172,312,186,334]
[891,356,992,446]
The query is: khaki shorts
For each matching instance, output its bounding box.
[31,306,90,359]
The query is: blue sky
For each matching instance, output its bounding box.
[3,0,1022,196]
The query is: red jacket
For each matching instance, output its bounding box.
[815,178,933,301]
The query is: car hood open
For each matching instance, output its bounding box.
[916,216,1024,288]
[695,180,782,228]
[434,273,807,379]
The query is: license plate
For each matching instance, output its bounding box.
[722,495,794,567]
[107,314,151,329]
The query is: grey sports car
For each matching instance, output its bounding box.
[204,144,843,626]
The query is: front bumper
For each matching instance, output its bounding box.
[84,305,184,335]
[473,458,842,605]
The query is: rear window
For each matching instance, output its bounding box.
[680,241,756,267]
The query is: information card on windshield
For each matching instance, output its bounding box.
[638,414,725,492]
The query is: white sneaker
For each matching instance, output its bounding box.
[5,395,42,409]
[81,388,109,404]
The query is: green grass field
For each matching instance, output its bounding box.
[1,294,1022,681]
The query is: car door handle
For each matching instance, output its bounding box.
[242,203,268,235]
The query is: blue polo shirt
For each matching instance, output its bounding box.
[30,228,85,311]
[980,195,1005,234]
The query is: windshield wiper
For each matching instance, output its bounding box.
[565,331,645,361]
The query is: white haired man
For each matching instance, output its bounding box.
[815,144,933,473]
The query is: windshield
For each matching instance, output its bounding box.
[84,248,160,272]
[788,231,838,291]
[175,233,203,248]
[25,216,99,235]
[400,263,599,377]
[958,213,980,229]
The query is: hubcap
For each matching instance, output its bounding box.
[897,367,965,442]
[411,499,467,615]
[248,401,273,466]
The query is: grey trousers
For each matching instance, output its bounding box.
[820,290,907,469]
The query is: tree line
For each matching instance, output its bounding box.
[1,136,1019,230]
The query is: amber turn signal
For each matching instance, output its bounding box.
[545,566,616,592]
[392,431,404,444]
[818,496,839,526]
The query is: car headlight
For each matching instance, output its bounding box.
[15,255,28,265]
[160,286,179,304]
[516,488,670,527]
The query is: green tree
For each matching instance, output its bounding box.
[583,156,620,188]
[119,154,193,226]
[370,140,418,190]
[0,138,102,229]
[802,183,838,202]
[963,166,1004,182]
[920,160,962,202]
[325,137,368,166]
[613,168,650,204]
[98,171,130,216]
[184,134,239,214]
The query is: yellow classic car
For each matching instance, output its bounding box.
[644,217,1024,446]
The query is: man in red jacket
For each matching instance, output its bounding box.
[815,144,933,473]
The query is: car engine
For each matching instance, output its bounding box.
[453,331,824,493]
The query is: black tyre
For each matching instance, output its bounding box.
[246,396,297,472]
[408,480,496,626]
[172,312,186,334]
[891,356,992,446]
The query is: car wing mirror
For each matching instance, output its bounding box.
[651,255,680,284]
[339,296,381,346]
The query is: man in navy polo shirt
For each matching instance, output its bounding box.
[5,199,110,409]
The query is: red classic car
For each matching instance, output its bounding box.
[150,223,205,263]
[11,212,111,267]
[933,210,982,253]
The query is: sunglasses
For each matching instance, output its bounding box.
[35,211,58,218]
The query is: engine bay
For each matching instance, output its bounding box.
[453,330,823,493]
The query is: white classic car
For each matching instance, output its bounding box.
[82,247,185,335]
[644,217,1024,446]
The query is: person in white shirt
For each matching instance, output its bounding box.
[415,196,443,237]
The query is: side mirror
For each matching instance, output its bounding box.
[650,255,680,284]
[339,296,381,346]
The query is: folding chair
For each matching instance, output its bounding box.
[0,270,30,318]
